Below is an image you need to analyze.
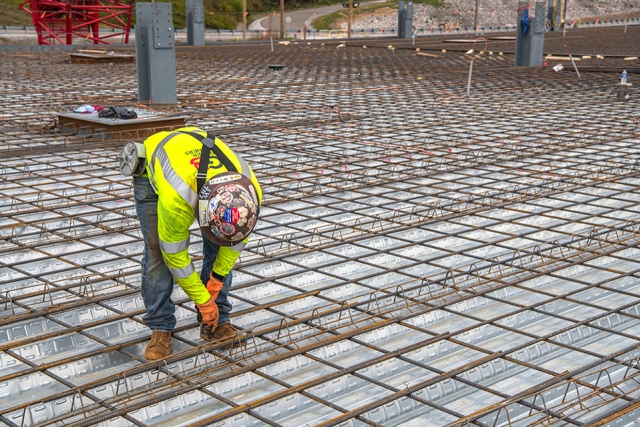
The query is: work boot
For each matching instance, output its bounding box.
[200,323,215,341]
[201,322,244,349]
[144,331,173,360]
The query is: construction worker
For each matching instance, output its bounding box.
[120,127,262,360]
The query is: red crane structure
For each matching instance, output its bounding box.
[19,0,133,46]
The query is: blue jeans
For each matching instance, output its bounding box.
[133,176,233,332]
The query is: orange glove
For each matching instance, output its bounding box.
[196,297,219,329]
[206,273,224,301]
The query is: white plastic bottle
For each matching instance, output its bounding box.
[621,70,628,84]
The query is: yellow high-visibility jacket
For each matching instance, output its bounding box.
[143,127,262,305]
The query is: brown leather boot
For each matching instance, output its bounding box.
[213,322,239,342]
[202,322,244,349]
[144,331,173,360]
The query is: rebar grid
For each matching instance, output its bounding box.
[1,26,640,427]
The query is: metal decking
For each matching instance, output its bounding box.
[1,27,640,427]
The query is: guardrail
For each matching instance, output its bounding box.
[1,25,36,32]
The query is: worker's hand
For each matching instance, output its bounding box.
[196,297,219,329]
[206,274,224,300]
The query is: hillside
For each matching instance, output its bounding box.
[2,0,639,31]
[0,0,246,30]
[0,0,31,26]
[0,0,341,30]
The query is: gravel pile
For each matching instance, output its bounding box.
[343,0,640,30]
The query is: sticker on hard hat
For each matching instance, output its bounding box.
[220,223,236,236]
[235,206,249,226]
[224,207,240,224]
[209,196,220,209]
[246,215,256,230]
[220,192,233,204]
[198,200,209,226]
[209,174,242,185]
[199,185,212,200]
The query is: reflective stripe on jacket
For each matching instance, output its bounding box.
[143,127,262,305]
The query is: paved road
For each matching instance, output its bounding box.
[248,1,385,32]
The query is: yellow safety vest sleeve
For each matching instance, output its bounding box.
[144,127,262,305]
[214,238,249,278]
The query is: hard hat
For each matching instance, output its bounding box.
[196,172,260,246]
